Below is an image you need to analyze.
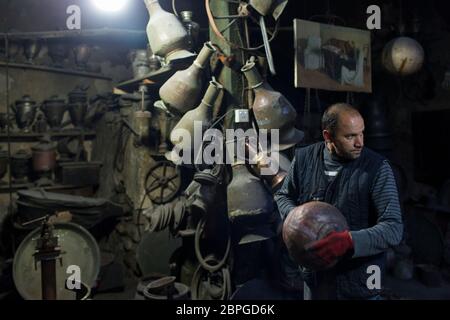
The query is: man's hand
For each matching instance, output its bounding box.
[305,231,354,266]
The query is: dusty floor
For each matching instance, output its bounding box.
[91,273,450,300]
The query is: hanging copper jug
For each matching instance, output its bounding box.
[144,0,194,63]
[167,79,223,163]
[241,59,304,150]
[227,160,274,228]
[159,42,217,115]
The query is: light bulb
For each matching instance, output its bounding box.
[92,0,128,12]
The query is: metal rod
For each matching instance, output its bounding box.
[213,14,246,19]
[219,18,238,34]
[259,16,276,75]
[41,259,57,300]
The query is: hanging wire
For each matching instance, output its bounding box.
[205,0,281,51]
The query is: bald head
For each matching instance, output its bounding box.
[321,103,362,137]
[322,103,365,160]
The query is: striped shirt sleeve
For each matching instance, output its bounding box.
[275,156,299,220]
[350,160,404,258]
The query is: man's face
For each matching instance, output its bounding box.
[324,112,365,160]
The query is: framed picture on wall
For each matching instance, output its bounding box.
[294,19,372,92]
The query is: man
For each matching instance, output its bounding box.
[275,103,403,300]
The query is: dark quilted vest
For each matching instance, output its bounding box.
[295,142,386,299]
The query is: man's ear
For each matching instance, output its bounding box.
[323,130,332,142]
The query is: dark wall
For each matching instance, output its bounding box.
[2,0,450,189]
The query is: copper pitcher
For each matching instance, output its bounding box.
[159,42,217,115]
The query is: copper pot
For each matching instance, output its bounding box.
[282,201,349,270]
[31,137,57,173]
[143,276,189,300]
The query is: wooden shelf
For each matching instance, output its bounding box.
[0,130,96,142]
[0,61,112,80]
[1,28,146,40]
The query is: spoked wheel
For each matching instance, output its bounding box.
[145,160,182,204]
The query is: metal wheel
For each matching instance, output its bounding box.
[145,160,181,204]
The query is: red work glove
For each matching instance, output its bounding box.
[305,231,354,266]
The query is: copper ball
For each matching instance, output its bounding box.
[282,201,349,270]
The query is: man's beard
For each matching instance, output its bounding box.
[330,145,361,161]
